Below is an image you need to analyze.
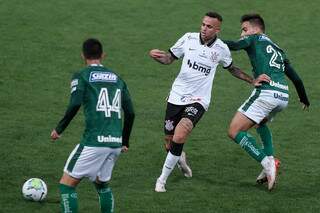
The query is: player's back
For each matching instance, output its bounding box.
[77,65,126,147]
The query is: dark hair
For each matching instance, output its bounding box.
[205,11,223,22]
[241,14,265,32]
[82,38,103,59]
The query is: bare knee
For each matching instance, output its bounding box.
[173,118,193,143]
[228,126,238,140]
[59,172,81,187]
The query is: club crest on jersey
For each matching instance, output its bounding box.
[187,59,211,76]
[89,72,117,82]
[210,52,219,62]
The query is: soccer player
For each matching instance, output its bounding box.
[50,38,135,212]
[149,11,270,192]
[224,14,310,190]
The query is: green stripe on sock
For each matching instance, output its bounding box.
[242,89,261,112]
[67,144,84,173]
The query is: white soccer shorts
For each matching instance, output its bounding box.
[238,89,289,124]
[63,144,121,182]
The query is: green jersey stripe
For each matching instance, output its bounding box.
[242,90,261,112]
[67,144,84,173]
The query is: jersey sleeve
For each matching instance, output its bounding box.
[121,82,135,147]
[169,33,188,59]
[284,60,310,106]
[55,73,85,134]
[219,46,233,69]
[223,36,252,51]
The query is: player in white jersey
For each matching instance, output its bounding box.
[149,11,270,192]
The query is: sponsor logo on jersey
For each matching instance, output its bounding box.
[269,80,288,91]
[70,79,78,87]
[97,135,122,143]
[273,93,289,101]
[89,72,117,83]
[181,96,202,103]
[187,59,211,76]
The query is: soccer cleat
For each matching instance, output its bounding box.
[263,157,277,191]
[155,178,166,192]
[177,151,192,178]
[256,158,280,184]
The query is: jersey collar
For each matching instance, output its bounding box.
[199,34,217,47]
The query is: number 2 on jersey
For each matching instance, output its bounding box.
[266,45,284,71]
[96,88,121,118]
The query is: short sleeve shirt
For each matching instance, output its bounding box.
[168,32,232,110]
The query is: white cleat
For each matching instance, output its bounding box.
[263,158,277,191]
[177,151,192,178]
[155,178,166,192]
[257,157,280,185]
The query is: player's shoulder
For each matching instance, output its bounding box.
[181,32,200,40]
[214,38,231,52]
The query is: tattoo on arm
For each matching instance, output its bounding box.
[227,65,253,84]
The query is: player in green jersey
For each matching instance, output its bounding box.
[51,38,135,212]
[224,14,310,190]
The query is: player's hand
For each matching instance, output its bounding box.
[149,49,166,59]
[50,129,60,141]
[121,146,129,153]
[253,74,271,86]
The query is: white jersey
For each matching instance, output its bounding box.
[168,32,232,110]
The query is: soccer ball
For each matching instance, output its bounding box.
[22,178,47,201]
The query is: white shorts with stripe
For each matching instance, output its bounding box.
[63,144,121,182]
[238,89,289,124]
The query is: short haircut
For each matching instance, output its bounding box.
[205,11,223,22]
[82,38,103,59]
[241,14,265,32]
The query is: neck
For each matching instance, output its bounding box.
[86,59,101,66]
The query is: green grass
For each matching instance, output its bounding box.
[0,0,319,212]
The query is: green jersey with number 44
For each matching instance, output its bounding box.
[56,64,134,148]
[225,34,289,93]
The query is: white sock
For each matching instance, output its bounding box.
[158,152,180,183]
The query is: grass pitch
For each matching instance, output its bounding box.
[0,0,319,212]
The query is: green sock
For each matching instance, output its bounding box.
[94,182,114,213]
[234,131,266,162]
[256,124,273,156]
[59,183,78,213]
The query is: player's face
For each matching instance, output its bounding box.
[240,21,261,37]
[200,16,221,42]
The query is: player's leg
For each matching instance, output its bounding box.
[156,103,204,192]
[94,147,121,213]
[59,144,84,213]
[156,117,193,192]
[59,173,81,213]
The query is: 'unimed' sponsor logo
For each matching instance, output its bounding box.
[97,135,122,143]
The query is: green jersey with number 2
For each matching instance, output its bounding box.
[225,34,289,93]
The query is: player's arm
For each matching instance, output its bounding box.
[51,74,84,140]
[284,60,310,109]
[121,85,135,151]
[149,49,176,65]
[51,90,83,140]
[227,64,270,86]
[223,36,252,51]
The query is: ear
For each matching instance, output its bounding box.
[81,53,85,60]
[101,52,106,59]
